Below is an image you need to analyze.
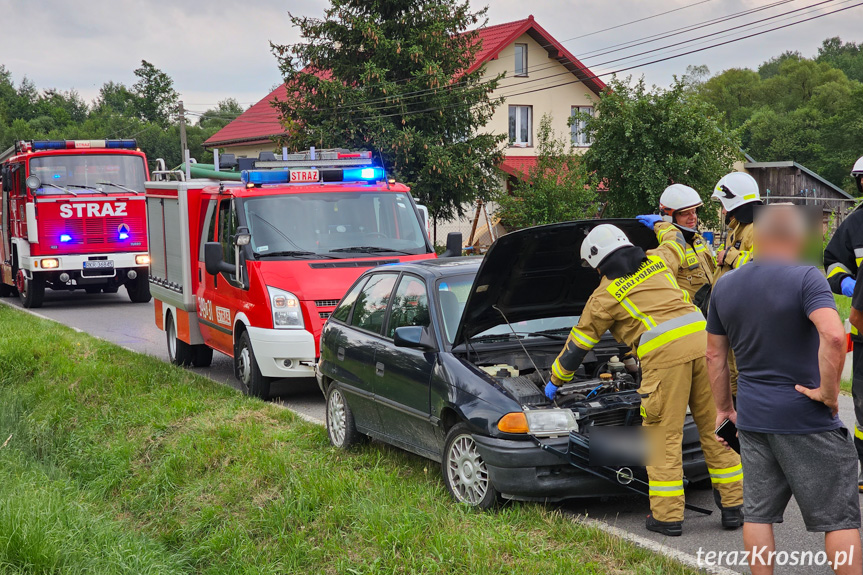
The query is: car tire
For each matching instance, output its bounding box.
[166,312,193,366]
[18,271,44,309]
[441,423,498,509]
[326,385,362,449]
[235,331,271,399]
[126,270,151,303]
[192,344,213,368]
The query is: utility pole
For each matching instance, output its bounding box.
[178,100,188,157]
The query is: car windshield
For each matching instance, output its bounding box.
[29,154,146,195]
[242,191,429,258]
[437,274,580,345]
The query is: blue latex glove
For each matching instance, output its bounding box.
[636,214,663,229]
[545,381,558,401]
[842,276,856,297]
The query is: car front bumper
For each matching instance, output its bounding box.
[473,433,708,502]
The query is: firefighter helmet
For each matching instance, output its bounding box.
[660,184,703,223]
[712,172,760,212]
[581,224,634,269]
[852,156,863,196]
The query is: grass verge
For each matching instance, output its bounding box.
[0,305,698,575]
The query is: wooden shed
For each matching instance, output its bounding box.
[744,161,857,225]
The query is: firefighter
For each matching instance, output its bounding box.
[544,224,743,536]
[823,155,863,491]
[636,184,716,314]
[711,172,761,397]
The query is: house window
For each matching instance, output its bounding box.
[571,106,593,147]
[514,43,528,77]
[508,105,533,147]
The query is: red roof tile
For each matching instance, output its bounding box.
[205,16,605,148]
[499,156,538,178]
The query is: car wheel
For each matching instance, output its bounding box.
[192,345,213,368]
[18,271,44,309]
[326,385,361,449]
[126,270,151,303]
[442,423,498,509]
[166,312,193,366]
[235,331,271,399]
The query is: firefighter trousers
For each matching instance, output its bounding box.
[852,343,863,464]
[728,349,738,398]
[639,357,743,523]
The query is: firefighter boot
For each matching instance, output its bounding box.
[646,514,683,537]
[713,489,744,529]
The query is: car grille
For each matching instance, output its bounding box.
[315,299,340,307]
[319,312,331,319]
[588,409,641,427]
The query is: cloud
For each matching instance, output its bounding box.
[1,0,861,111]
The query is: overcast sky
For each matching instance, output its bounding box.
[2,0,861,116]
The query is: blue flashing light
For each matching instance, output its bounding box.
[241,170,290,185]
[60,234,72,243]
[32,141,68,150]
[105,139,138,149]
[343,167,383,181]
[119,232,129,240]
[53,174,61,179]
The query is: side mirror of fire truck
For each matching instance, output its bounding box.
[204,242,235,277]
[25,175,41,191]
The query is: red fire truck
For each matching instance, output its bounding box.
[0,139,151,307]
[146,150,443,398]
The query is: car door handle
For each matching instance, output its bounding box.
[337,347,345,361]
[375,362,385,377]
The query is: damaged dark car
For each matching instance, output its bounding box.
[316,220,709,508]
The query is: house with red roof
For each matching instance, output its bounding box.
[204,15,605,187]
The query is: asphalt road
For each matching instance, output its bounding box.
[5,287,861,574]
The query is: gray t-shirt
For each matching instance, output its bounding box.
[706,262,841,434]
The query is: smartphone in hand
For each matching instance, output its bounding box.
[715,418,741,454]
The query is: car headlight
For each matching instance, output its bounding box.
[267,286,304,329]
[524,409,578,437]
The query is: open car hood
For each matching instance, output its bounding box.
[453,219,659,346]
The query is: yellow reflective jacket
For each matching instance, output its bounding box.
[550,250,707,385]
[715,218,754,282]
[653,222,716,301]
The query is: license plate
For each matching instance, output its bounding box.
[84,260,114,269]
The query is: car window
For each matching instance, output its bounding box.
[331,277,368,323]
[437,275,473,344]
[350,273,398,334]
[386,275,430,338]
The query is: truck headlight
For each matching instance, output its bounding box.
[524,409,578,437]
[267,286,304,329]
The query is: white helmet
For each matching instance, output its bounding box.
[581,224,633,269]
[852,156,863,196]
[712,172,760,212]
[660,184,703,222]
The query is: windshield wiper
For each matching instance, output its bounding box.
[67,184,108,196]
[329,246,414,255]
[97,182,141,195]
[40,182,76,196]
[254,250,339,260]
[472,331,567,343]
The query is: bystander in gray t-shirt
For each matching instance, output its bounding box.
[706,262,841,434]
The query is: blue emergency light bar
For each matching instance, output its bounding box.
[241,166,385,186]
[23,139,138,152]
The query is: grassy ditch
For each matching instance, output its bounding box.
[0,305,697,575]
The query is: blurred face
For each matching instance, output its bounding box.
[674,207,698,229]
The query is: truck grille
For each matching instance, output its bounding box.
[315,299,340,307]
[319,312,332,319]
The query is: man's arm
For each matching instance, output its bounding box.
[706,333,736,447]
[796,308,845,416]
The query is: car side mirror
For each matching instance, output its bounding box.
[393,326,435,351]
[204,242,235,276]
[440,232,463,258]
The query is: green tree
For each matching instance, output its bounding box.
[131,60,179,125]
[583,77,740,223]
[817,37,863,83]
[698,68,761,128]
[496,114,596,229]
[197,98,244,130]
[270,0,505,221]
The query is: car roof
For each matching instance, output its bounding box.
[372,256,482,279]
